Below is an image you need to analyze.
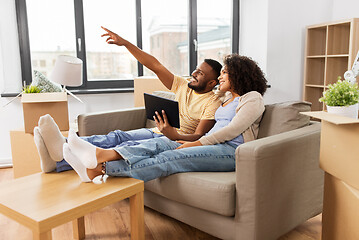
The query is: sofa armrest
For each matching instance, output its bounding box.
[234,123,323,240]
[77,107,147,136]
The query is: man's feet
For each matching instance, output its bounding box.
[33,127,56,172]
[67,129,98,169]
[38,114,66,161]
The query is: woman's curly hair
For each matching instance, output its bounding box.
[224,54,267,96]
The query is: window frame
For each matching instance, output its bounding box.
[14,0,239,94]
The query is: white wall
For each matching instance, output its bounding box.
[332,0,359,20]
[264,0,333,104]
[239,0,269,73]
[240,0,334,104]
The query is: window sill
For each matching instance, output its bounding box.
[1,88,134,98]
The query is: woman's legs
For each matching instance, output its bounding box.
[63,143,91,182]
[106,137,235,182]
[64,133,175,182]
[63,130,124,182]
[63,142,119,182]
[67,129,123,169]
[107,138,236,182]
[65,134,236,183]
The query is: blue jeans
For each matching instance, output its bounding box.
[106,137,236,182]
[56,128,163,172]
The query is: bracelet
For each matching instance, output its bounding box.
[101,162,106,175]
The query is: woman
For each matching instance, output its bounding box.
[63,54,267,183]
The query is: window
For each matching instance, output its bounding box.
[83,0,137,81]
[197,0,231,65]
[15,0,239,93]
[142,0,188,76]
[26,0,76,78]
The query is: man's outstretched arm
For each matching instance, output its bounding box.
[101,26,174,90]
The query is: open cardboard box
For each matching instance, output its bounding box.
[21,92,69,133]
[302,111,359,240]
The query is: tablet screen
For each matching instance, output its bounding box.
[144,93,180,128]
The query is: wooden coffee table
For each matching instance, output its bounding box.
[0,171,144,240]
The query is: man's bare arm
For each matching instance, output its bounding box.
[154,111,215,141]
[175,119,216,141]
[101,26,174,89]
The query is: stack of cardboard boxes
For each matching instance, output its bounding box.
[303,111,359,240]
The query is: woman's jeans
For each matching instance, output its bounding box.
[56,128,162,172]
[107,137,236,182]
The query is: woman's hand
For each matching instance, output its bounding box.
[176,140,202,149]
[101,26,127,46]
[154,110,179,140]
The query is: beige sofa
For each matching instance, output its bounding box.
[77,93,323,240]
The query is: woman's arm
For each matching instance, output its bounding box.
[199,92,265,145]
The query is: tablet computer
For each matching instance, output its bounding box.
[144,93,180,128]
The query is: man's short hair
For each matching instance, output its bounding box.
[204,59,222,79]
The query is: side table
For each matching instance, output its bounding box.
[0,171,144,240]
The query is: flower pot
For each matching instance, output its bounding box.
[327,103,358,119]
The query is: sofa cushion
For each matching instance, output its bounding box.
[257,101,311,138]
[145,171,236,217]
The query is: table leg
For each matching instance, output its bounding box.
[33,230,52,240]
[72,216,85,240]
[129,192,145,240]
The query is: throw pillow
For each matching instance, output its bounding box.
[31,70,62,93]
[257,101,312,138]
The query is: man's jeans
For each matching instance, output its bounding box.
[56,128,162,172]
[106,137,236,182]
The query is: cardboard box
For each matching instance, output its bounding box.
[302,111,359,240]
[134,77,169,107]
[322,173,359,240]
[21,92,69,133]
[10,130,69,178]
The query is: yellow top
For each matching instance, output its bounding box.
[172,76,221,134]
[153,76,221,135]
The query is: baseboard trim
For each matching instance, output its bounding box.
[0,158,13,168]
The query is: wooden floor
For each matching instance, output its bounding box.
[0,168,322,239]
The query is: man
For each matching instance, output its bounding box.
[101,26,222,141]
[34,26,222,173]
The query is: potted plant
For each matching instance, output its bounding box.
[22,85,42,93]
[319,76,359,119]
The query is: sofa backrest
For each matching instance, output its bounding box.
[148,91,312,139]
[257,101,312,139]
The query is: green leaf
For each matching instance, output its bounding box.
[23,85,43,93]
[319,78,359,106]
